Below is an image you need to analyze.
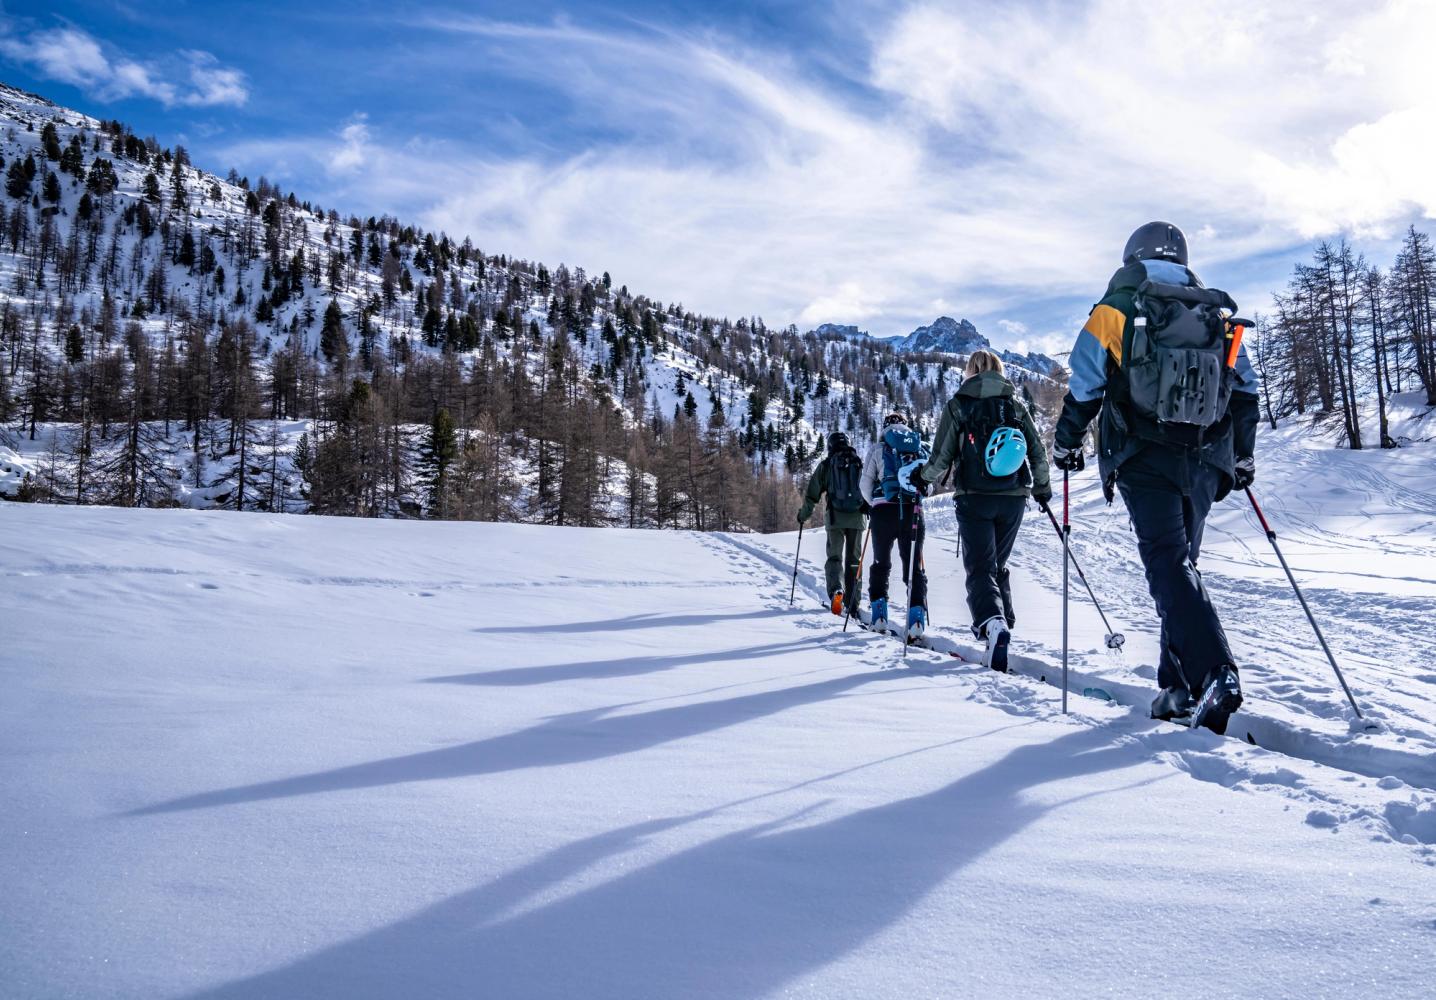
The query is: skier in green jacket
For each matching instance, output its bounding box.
[798,431,869,616]
[919,349,1051,671]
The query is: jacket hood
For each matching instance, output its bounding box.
[1107,259,1203,295]
[957,370,1014,399]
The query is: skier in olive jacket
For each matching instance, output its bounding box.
[798,431,869,615]
[919,349,1051,671]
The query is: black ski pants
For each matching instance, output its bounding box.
[1117,455,1234,694]
[868,500,926,608]
[824,525,863,607]
[955,494,1026,633]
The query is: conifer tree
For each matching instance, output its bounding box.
[417,407,459,517]
[320,299,348,363]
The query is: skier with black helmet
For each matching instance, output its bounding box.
[917,349,1051,672]
[859,413,930,640]
[798,430,869,615]
[1051,221,1261,734]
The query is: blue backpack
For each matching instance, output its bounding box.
[880,425,927,502]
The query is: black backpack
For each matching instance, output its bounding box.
[826,448,865,513]
[1124,278,1238,441]
[956,395,1028,491]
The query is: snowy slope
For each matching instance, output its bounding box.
[2,485,1433,998]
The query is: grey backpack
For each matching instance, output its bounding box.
[1125,280,1238,429]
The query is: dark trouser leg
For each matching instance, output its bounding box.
[823,526,845,597]
[842,528,862,608]
[992,497,1025,626]
[868,504,898,601]
[996,568,1014,627]
[956,495,1004,630]
[898,503,927,609]
[1118,470,1232,693]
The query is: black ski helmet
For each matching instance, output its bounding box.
[1122,221,1187,266]
[827,430,850,452]
[882,412,906,427]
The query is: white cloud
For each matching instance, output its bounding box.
[0,21,248,108]
[799,282,885,325]
[182,51,249,108]
[328,116,370,174]
[230,3,1436,345]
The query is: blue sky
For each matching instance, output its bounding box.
[5,1,1436,354]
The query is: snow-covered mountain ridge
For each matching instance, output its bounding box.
[815,316,1061,376]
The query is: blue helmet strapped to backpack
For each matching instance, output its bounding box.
[880,423,927,502]
[984,426,1027,477]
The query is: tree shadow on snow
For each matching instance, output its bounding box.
[180,724,1145,1000]
[128,661,899,816]
[471,608,804,635]
[424,637,838,687]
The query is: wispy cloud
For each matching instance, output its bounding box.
[0,19,248,108]
[225,3,1436,342]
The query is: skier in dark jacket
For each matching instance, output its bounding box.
[798,431,869,615]
[919,349,1051,672]
[1052,221,1261,734]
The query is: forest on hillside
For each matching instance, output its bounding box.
[1,90,1069,531]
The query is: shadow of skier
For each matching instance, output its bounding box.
[179,723,1145,999]
[424,637,840,687]
[128,663,904,816]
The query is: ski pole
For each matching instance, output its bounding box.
[1245,488,1366,722]
[842,522,871,633]
[1043,505,1125,649]
[1061,469,1069,714]
[789,523,804,608]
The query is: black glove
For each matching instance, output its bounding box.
[1032,487,1053,510]
[1052,445,1085,472]
[912,477,930,497]
[796,509,809,526]
[859,501,871,515]
[1233,456,1255,490]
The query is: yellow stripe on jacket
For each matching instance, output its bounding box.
[1082,304,1125,364]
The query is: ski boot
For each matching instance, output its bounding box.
[870,598,889,634]
[978,615,1010,673]
[829,592,844,616]
[906,606,927,643]
[1190,665,1243,735]
[1150,686,1196,722]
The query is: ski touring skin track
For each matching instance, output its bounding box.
[708,532,1435,793]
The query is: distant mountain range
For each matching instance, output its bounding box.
[813,316,1062,377]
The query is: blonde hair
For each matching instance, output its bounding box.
[965,349,1006,378]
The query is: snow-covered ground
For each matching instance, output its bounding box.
[3,398,1435,998]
